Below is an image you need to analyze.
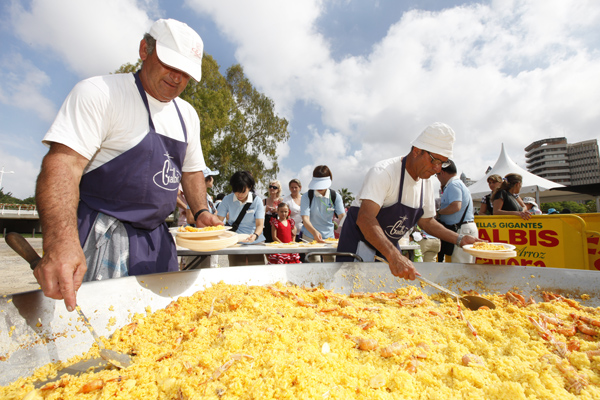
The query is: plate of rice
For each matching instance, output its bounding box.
[176,225,231,238]
[463,242,517,259]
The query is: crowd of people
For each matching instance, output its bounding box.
[176,165,347,265]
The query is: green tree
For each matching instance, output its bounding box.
[540,201,588,214]
[338,188,355,208]
[585,200,597,213]
[213,64,289,190]
[0,189,20,204]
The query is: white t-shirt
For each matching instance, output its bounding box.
[351,156,436,219]
[43,73,206,174]
[283,194,303,232]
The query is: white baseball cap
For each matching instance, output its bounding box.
[410,122,456,159]
[149,19,204,81]
[203,167,219,177]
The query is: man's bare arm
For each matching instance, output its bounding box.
[181,171,222,227]
[356,200,417,280]
[438,200,461,215]
[35,143,89,311]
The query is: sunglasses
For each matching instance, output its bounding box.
[426,151,452,168]
[269,185,279,190]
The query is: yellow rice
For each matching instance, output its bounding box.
[2,283,600,399]
[178,226,226,232]
[472,242,509,251]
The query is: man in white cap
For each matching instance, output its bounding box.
[337,123,481,279]
[34,19,221,312]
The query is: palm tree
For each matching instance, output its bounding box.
[338,188,355,209]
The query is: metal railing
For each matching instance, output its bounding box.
[0,203,39,217]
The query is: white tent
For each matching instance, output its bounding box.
[468,144,565,204]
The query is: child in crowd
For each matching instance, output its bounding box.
[268,203,300,264]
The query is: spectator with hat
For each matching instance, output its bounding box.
[523,197,542,215]
[547,208,560,215]
[436,160,477,263]
[203,167,219,214]
[300,165,346,261]
[337,123,482,279]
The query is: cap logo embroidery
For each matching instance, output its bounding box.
[191,45,203,58]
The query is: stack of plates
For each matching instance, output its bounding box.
[462,243,517,260]
[175,227,238,252]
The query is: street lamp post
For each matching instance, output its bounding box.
[0,166,15,191]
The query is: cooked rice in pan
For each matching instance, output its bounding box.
[2,283,600,399]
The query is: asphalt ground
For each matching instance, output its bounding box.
[0,237,43,296]
[0,237,231,297]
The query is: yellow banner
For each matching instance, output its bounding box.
[474,215,589,269]
[577,213,600,271]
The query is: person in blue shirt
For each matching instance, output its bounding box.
[217,171,266,265]
[436,160,476,263]
[301,165,346,246]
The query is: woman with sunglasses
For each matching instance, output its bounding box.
[263,180,283,242]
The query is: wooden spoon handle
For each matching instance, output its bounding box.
[5,232,41,270]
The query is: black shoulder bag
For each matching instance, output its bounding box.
[228,202,252,232]
[439,204,470,256]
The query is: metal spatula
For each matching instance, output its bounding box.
[74,305,131,368]
[374,255,496,310]
[5,232,133,370]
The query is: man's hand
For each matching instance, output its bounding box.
[33,241,87,312]
[459,235,483,247]
[314,231,324,243]
[386,252,418,280]
[196,211,223,228]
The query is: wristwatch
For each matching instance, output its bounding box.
[193,209,209,220]
[455,234,465,247]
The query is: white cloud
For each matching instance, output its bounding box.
[5,0,600,200]
[187,0,600,195]
[10,0,154,77]
[0,149,39,199]
[0,53,57,122]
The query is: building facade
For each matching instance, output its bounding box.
[525,138,600,186]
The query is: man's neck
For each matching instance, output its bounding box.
[405,155,419,181]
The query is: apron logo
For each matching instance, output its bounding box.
[153,152,181,191]
[386,215,409,240]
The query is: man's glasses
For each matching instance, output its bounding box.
[269,185,279,190]
[426,151,452,168]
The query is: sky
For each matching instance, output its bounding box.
[1,0,600,200]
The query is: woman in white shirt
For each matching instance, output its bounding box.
[283,178,303,241]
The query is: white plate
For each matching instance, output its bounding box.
[265,242,304,248]
[176,230,239,252]
[176,226,232,239]
[463,242,517,260]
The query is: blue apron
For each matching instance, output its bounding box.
[337,157,424,262]
[77,72,187,275]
